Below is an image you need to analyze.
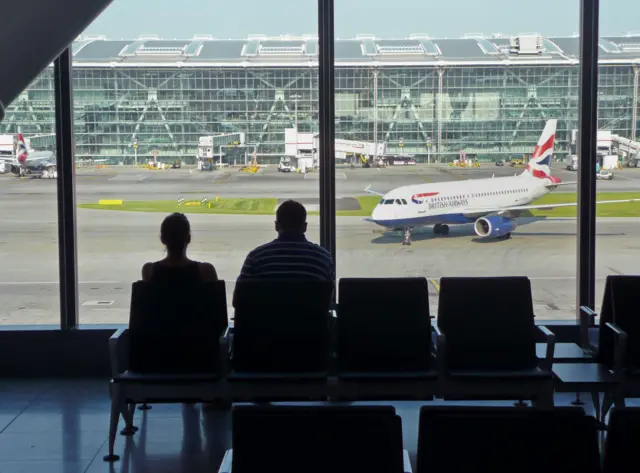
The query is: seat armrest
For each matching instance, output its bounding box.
[403,449,413,473]
[433,325,446,374]
[605,322,628,376]
[219,326,233,376]
[217,449,232,473]
[579,306,598,353]
[109,328,129,378]
[537,326,556,371]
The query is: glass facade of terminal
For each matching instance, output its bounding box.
[3,64,638,163]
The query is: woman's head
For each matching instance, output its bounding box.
[160,213,191,254]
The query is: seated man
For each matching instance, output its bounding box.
[234,200,335,295]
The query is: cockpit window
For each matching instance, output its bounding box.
[383,199,395,205]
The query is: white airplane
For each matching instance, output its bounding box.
[366,119,640,245]
[10,133,57,179]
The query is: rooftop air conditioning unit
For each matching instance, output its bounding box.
[510,34,543,55]
[193,34,214,40]
[356,33,376,40]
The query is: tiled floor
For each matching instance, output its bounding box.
[0,379,629,473]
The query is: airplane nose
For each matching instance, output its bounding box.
[371,205,382,223]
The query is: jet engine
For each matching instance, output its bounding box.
[474,215,517,238]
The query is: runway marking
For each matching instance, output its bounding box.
[613,174,640,184]
[430,279,440,292]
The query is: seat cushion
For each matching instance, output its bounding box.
[229,371,328,381]
[339,370,437,381]
[446,367,550,379]
[114,370,220,384]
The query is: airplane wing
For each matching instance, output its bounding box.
[546,181,577,187]
[364,185,385,197]
[464,198,640,215]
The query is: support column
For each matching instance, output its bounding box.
[54,47,79,330]
[437,68,444,159]
[577,0,599,323]
[373,69,378,160]
[318,0,336,267]
[632,65,639,143]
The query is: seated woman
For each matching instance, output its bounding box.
[142,213,218,283]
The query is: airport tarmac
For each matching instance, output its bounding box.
[1,163,640,325]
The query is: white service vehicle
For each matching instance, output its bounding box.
[566,155,578,171]
[596,169,614,180]
[278,158,293,172]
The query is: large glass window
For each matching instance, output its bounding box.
[0,70,58,325]
[335,2,579,320]
[595,3,640,314]
[74,1,319,323]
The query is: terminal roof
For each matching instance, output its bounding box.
[71,34,640,66]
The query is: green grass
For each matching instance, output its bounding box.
[78,193,640,217]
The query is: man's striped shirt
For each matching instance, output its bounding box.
[237,234,335,282]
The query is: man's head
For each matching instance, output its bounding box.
[275,200,307,235]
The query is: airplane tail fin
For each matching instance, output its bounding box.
[16,133,28,164]
[522,119,560,183]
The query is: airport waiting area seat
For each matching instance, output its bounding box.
[225,280,333,401]
[334,277,437,400]
[416,405,601,473]
[553,275,631,423]
[105,280,229,462]
[603,407,640,473]
[435,276,556,407]
[220,405,409,473]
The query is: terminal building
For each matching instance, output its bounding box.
[2,33,640,163]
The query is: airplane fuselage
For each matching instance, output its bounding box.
[371,174,551,228]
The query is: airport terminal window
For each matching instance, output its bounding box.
[595,3,640,315]
[334,0,579,320]
[0,69,59,325]
[73,0,320,323]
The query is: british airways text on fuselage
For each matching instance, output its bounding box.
[426,198,469,210]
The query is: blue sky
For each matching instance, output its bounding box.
[86,0,639,39]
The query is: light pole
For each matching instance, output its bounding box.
[133,138,138,166]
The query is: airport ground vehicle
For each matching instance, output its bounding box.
[596,169,613,180]
[278,158,292,172]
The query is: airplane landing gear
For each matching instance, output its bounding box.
[402,227,413,246]
[498,232,512,240]
[433,224,450,236]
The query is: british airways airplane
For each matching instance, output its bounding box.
[366,119,639,245]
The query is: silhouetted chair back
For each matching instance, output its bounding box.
[232,405,403,473]
[417,406,600,473]
[438,276,537,370]
[598,275,640,370]
[128,280,228,374]
[603,407,640,473]
[337,277,432,371]
[232,280,333,373]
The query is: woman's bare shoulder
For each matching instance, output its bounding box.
[141,262,155,281]
[198,262,218,281]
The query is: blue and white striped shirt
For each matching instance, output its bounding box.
[237,233,335,282]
